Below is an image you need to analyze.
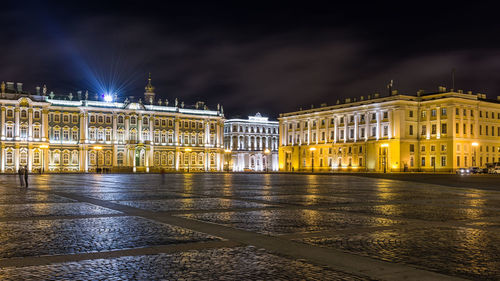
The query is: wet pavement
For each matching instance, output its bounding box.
[0,173,499,280]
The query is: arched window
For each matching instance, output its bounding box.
[117,152,124,166]
[72,151,79,165]
[63,151,70,165]
[53,150,60,164]
[33,151,41,165]
[118,115,124,124]
[168,152,174,166]
[161,153,167,166]
[105,151,112,165]
[89,151,96,165]
[130,116,136,125]
[6,151,13,164]
[20,150,28,165]
[198,153,204,164]
[154,152,160,166]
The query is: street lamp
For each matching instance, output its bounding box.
[224,149,231,172]
[264,148,270,173]
[381,143,389,173]
[309,147,316,173]
[472,142,478,166]
[185,148,192,172]
[93,146,103,173]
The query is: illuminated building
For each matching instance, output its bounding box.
[279,88,500,172]
[0,78,225,173]
[223,113,279,171]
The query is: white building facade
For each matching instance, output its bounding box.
[0,79,225,173]
[224,113,279,171]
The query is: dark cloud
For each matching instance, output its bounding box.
[1,2,500,119]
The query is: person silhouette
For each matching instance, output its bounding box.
[18,167,25,188]
[24,166,29,188]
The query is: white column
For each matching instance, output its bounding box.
[426,108,431,139]
[0,146,4,172]
[1,107,5,138]
[365,112,369,141]
[376,111,381,140]
[334,117,338,143]
[28,147,32,172]
[14,146,19,171]
[344,115,347,143]
[125,117,130,140]
[138,115,143,142]
[15,108,20,138]
[354,114,358,142]
[112,113,117,142]
[28,109,33,139]
[42,109,49,141]
[316,118,319,144]
[436,107,440,139]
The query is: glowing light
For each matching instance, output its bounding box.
[381,143,389,147]
[309,147,316,151]
[224,149,232,153]
[93,146,103,150]
[185,148,192,152]
[104,94,113,102]
[264,149,270,154]
[472,142,479,147]
[39,145,49,149]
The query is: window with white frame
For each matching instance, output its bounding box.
[72,130,78,141]
[33,151,41,164]
[63,128,69,141]
[72,151,78,164]
[6,151,13,164]
[6,125,13,138]
[33,127,40,138]
[54,129,60,140]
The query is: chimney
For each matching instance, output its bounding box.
[374,93,380,98]
[6,82,14,91]
[417,90,425,96]
[438,86,446,92]
[467,91,473,95]
[36,86,40,95]
[345,98,351,103]
[391,90,398,96]
[458,90,463,94]
[360,96,364,101]
[16,82,23,92]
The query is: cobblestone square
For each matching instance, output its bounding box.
[0,173,499,280]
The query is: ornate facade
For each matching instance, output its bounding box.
[224,113,279,171]
[0,79,225,173]
[279,89,500,172]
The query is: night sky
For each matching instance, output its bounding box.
[1,2,499,118]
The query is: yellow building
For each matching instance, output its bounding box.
[278,88,500,172]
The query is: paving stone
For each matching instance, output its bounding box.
[298,226,500,280]
[0,193,74,204]
[328,204,500,221]
[0,246,370,281]
[0,216,220,259]
[0,202,122,218]
[178,209,403,235]
[113,198,274,212]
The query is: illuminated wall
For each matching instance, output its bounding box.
[0,90,225,173]
[279,91,500,172]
